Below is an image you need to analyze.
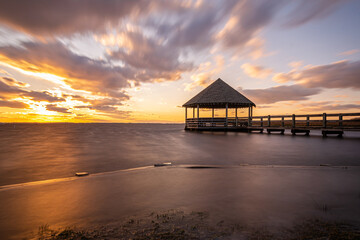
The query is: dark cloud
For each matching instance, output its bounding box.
[0,76,65,103]
[73,97,124,113]
[0,0,347,52]
[1,77,28,87]
[0,0,148,37]
[218,1,283,50]
[0,100,29,108]
[25,91,65,102]
[276,60,360,89]
[242,84,321,104]
[46,104,71,114]
[0,78,23,95]
[109,30,193,75]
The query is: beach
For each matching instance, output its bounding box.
[1,165,360,239]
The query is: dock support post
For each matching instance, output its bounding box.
[292,114,296,128]
[323,113,327,128]
[226,103,228,127]
[235,108,238,126]
[261,117,263,127]
[268,115,271,127]
[306,116,310,127]
[281,117,284,127]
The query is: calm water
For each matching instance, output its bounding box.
[0,123,359,186]
[1,123,360,239]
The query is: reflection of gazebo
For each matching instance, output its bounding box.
[182,78,256,130]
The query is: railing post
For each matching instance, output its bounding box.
[339,114,343,127]
[268,115,271,127]
[292,114,296,128]
[306,116,310,127]
[281,117,284,127]
[260,117,263,127]
[323,113,327,128]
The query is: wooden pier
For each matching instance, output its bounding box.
[182,78,360,137]
[185,112,360,136]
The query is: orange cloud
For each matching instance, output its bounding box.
[241,63,273,79]
[339,49,359,56]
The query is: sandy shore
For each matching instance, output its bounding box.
[0,165,359,239]
[35,210,360,239]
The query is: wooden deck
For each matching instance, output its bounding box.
[185,112,360,136]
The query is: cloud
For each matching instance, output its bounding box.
[0,41,133,98]
[0,76,65,103]
[242,84,321,104]
[185,55,225,91]
[25,91,65,102]
[339,49,359,56]
[288,61,303,69]
[241,63,273,79]
[284,0,347,27]
[107,30,193,78]
[46,104,71,114]
[0,100,29,108]
[273,60,360,89]
[297,102,360,112]
[0,0,149,37]
[217,1,282,51]
[1,77,28,87]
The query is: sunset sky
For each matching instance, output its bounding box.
[0,0,359,123]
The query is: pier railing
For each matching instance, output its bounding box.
[185,112,360,130]
[186,117,248,128]
[242,112,360,129]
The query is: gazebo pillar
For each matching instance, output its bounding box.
[193,107,195,118]
[248,104,251,127]
[235,108,238,126]
[212,108,214,125]
[225,103,228,127]
[197,104,199,127]
[185,107,187,123]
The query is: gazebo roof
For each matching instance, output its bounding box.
[183,78,256,108]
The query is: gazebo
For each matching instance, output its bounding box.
[182,78,256,130]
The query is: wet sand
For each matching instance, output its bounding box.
[0,165,359,239]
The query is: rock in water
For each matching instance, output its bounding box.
[75,172,89,177]
[154,162,172,167]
